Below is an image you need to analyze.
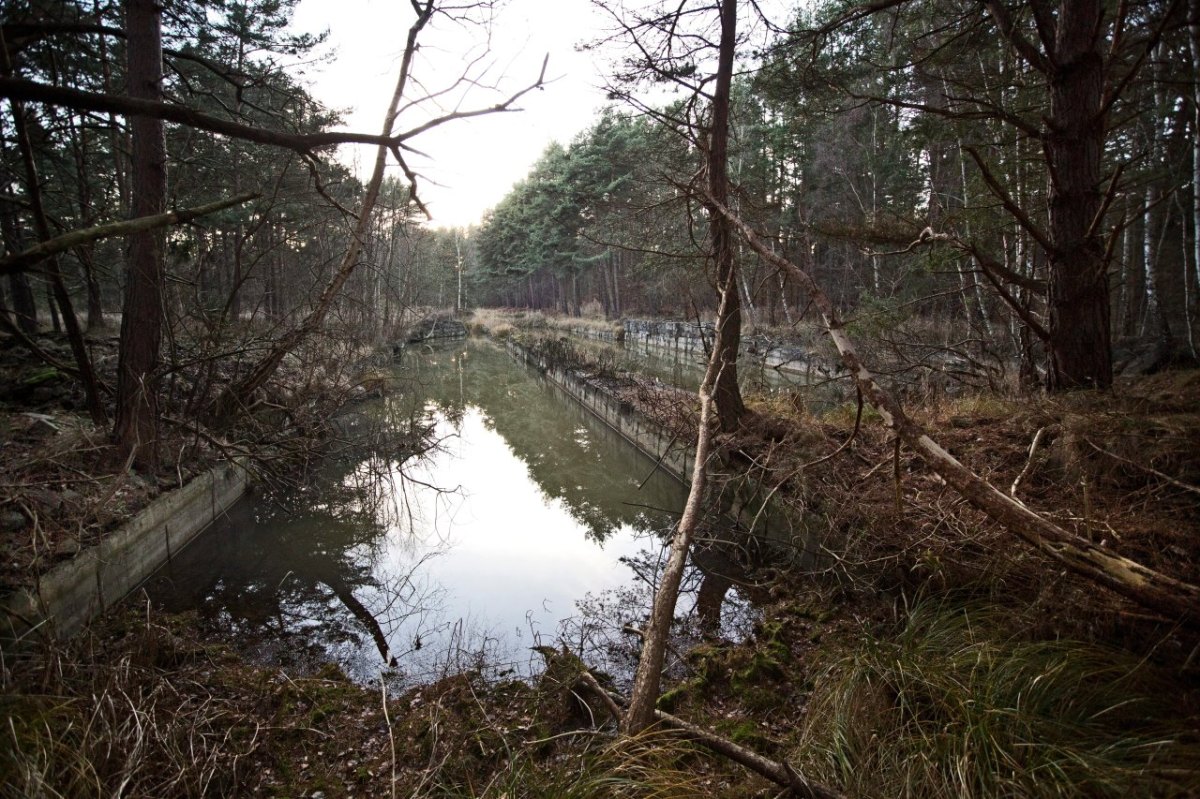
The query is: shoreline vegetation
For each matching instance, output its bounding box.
[5,0,1200,791]
[4,310,1198,797]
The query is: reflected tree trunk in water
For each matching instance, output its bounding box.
[317,572,396,667]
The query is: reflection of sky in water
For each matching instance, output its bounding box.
[147,341,689,685]
[363,405,657,678]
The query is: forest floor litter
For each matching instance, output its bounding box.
[3,318,1199,797]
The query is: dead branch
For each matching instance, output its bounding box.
[1085,439,1200,498]
[207,3,546,422]
[574,670,842,799]
[0,192,259,276]
[707,193,1200,624]
[1010,425,1050,498]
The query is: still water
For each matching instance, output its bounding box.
[147,340,693,684]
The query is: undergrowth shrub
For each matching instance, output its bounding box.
[793,600,1199,798]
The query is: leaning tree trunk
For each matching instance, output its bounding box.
[113,0,167,463]
[7,95,108,425]
[622,288,727,735]
[705,0,745,431]
[207,2,436,424]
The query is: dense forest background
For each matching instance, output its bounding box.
[473,0,1200,393]
[4,1,1200,795]
[4,0,1198,448]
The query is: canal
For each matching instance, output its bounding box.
[147,339,752,686]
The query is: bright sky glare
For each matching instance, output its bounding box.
[291,0,613,229]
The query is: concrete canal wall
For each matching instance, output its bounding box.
[552,319,836,382]
[620,319,836,380]
[1,460,249,644]
[505,338,820,563]
[507,340,696,486]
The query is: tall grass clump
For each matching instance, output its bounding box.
[422,729,709,799]
[793,600,1199,798]
[1,627,256,798]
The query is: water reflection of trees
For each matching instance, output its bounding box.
[151,490,451,679]
[397,341,687,542]
[151,391,454,678]
[557,544,760,692]
[153,339,694,682]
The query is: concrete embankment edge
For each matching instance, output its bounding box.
[506,340,696,486]
[1,460,249,643]
[505,337,823,564]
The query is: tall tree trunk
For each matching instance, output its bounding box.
[78,247,106,332]
[66,114,107,331]
[95,0,128,215]
[4,272,37,335]
[114,0,167,462]
[44,280,61,334]
[1142,183,1167,337]
[1044,0,1113,389]
[6,95,108,423]
[613,252,622,317]
[705,0,745,431]
[1191,0,1200,346]
[1124,196,1146,335]
[0,149,39,336]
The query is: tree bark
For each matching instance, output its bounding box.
[113,0,167,462]
[705,0,746,431]
[1043,0,1112,388]
[981,0,1115,389]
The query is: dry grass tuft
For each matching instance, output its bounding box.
[792,600,1200,798]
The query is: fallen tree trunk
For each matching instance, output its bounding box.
[707,195,1200,624]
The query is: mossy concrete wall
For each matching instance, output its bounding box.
[1,460,248,644]
[508,340,696,486]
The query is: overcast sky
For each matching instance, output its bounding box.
[291,0,613,229]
